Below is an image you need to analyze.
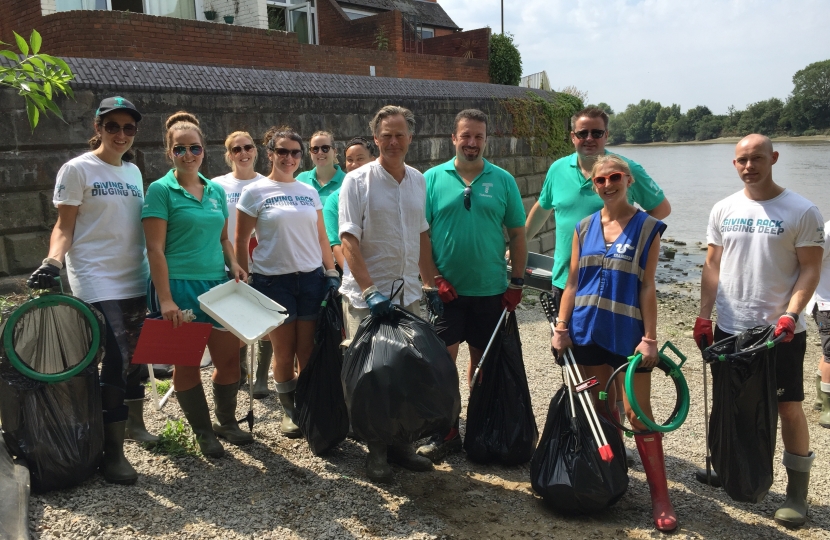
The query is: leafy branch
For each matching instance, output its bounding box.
[0,29,75,131]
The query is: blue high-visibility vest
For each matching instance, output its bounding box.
[571,210,666,357]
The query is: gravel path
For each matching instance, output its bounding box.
[24,280,830,539]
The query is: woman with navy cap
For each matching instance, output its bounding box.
[28,96,156,485]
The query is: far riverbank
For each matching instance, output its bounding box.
[613,134,830,147]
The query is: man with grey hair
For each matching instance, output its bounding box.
[339,104,443,483]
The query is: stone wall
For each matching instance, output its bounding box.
[0,61,557,288]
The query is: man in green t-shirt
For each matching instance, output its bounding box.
[417,109,528,462]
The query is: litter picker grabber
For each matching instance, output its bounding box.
[469,307,508,391]
[694,335,718,486]
[241,340,256,432]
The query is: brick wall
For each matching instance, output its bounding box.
[318,0,403,51]
[423,28,489,60]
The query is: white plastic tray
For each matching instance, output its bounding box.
[198,280,288,345]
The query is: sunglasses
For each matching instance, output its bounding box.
[593,172,627,186]
[172,145,204,157]
[463,186,472,211]
[231,144,256,155]
[103,121,138,136]
[573,129,606,140]
[274,148,303,158]
[310,145,332,154]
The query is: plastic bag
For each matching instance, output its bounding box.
[530,385,628,511]
[342,306,461,445]
[0,439,29,540]
[295,290,349,455]
[706,325,778,503]
[464,312,538,465]
[0,298,106,493]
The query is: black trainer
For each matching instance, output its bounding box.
[416,427,462,463]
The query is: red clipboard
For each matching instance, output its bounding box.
[132,319,213,366]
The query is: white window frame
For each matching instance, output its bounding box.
[266,0,318,44]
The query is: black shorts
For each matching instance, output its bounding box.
[714,325,806,402]
[812,306,830,361]
[570,342,630,370]
[436,294,504,351]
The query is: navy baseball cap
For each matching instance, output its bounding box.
[95,96,142,122]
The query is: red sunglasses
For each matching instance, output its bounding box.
[593,172,628,186]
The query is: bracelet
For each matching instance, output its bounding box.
[361,285,379,300]
[784,311,799,324]
[43,257,63,269]
[422,285,438,292]
[555,319,568,329]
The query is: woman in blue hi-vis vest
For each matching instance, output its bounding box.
[552,154,676,532]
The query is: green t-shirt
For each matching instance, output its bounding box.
[323,188,341,247]
[425,158,526,296]
[141,170,229,281]
[296,164,345,206]
[538,151,665,289]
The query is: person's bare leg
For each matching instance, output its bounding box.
[294,319,317,372]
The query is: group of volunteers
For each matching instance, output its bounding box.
[24,95,826,533]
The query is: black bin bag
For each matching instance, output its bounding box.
[530,385,628,512]
[0,295,106,493]
[464,312,538,465]
[706,325,778,503]
[0,438,29,540]
[342,306,461,444]
[295,290,349,455]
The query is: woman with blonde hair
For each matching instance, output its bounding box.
[553,154,676,531]
[235,126,339,438]
[142,112,252,458]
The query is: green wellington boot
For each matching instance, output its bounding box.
[774,451,815,528]
[820,382,830,428]
[124,399,160,446]
[253,340,273,399]
[176,384,225,458]
[275,378,302,438]
[101,421,138,485]
[814,374,823,411]
[212,382,254,445]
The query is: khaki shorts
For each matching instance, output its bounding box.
[341,299,421,347]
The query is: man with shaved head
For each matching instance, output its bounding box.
[695,134,825,527]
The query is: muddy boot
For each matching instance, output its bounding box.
[276,378,302,438]
[124,399,160,446]
[815,373,823,411]
[820,382,830,428]
[102,421,138,485]
[635,433,678,532]
[694,467,721,487]
[366,441,393,483]
[212,382,253,445]
[388,443,434,472]
[774,451,815,528]
[253,340,273,399]
[239,344,248,388]
[176,384,225,458]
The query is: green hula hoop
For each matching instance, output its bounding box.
[623,341,690,433]
[2,293,101,384]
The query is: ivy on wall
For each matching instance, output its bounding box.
[501,91,583,160]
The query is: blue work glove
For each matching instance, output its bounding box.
[424,288,444,318]
[324,269,341,294]
[364,290,393,318]
[27,263,61,289]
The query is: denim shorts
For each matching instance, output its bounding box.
[250,268,325,324]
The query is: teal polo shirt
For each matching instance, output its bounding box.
[538,151,665,289]
[323,188,341,247]
[296,164,345,206]
[425,158,526,296]
[141,170,229,281]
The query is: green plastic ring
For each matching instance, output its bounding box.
[2,294,101,383]
[623,349,690,433]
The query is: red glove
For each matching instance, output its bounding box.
[502,285,523,312]
[774,314,796,343]
[435,276,458,303]
[693,317,714,350]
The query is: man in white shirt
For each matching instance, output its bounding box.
[339,105,443,483]
[695,134,824,528]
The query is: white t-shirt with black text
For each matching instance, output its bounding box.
[211,172,265,247]
[53,152,150,303]
[237,179,323,275]
[707,188,825,334]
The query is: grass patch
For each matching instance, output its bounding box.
[152,419,200,457]
[147,379,172,395]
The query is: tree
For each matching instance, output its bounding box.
[695,115,723,140]
[737,98,784,135]
[1,30,74,130]
[623,100,662,144]
[652,104,681,142]
[489,32,522,86]
[595,102,614,116]
[559,85,588,104]
[790,59,830,130]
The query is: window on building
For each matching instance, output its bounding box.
[341,8,375,20]
[419,27,434,39]
[267,0,318,44]
[55,0,196,19]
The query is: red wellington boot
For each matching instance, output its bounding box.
[635,433,678,532]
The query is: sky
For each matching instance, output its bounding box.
[438,0,830,115]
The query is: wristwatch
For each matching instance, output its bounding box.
[785,311,800,323]
[510,277,524,286]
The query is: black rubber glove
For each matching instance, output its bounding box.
[365,291,393,318]
[425,289,443,318]
[27,263,60,289]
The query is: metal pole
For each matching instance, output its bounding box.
[501,0,504,34]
